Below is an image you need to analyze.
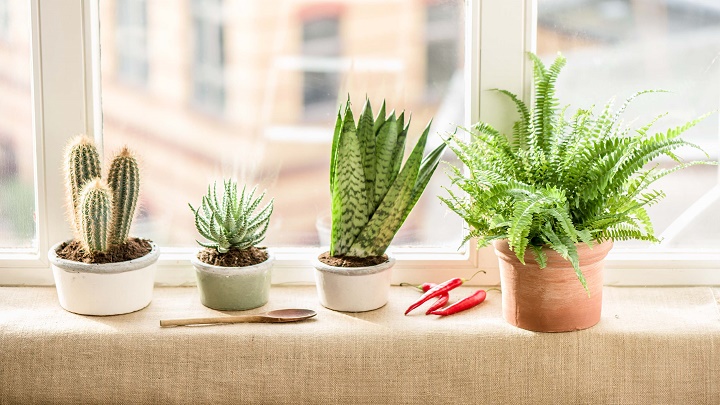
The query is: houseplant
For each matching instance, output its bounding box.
[49,135,159,316]
[189,179,274,311]
[312,98,446,312]
[442,53,713,332]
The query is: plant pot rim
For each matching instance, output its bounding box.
[491,238,613,249]
[191,250,275,275]
[312,253,396,276]
[48,239,160,274]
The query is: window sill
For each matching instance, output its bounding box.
[1,285,719,404]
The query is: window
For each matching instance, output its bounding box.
[190,0,225,112]
[301,14,341,121]
[0,0,9,41]
[98,0,466,255]
[0,1,35,251]
[537,0,720,249]
[425,1,461,99]
[4,0,719,286]
[114,0,148,85]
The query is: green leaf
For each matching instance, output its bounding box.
[401,135,445,224]
[329,108,343,193]
[373,114,399,210]
[357,99,376,213]
[347,121,430,256]
[330,109,369,255]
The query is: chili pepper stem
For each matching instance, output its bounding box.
[462,269,487,284]
[486,287,501,293]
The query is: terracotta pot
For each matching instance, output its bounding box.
[493,239,612,332]
[312,254,395,312]
[49,240,160,316]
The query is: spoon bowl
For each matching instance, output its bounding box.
[160,308,317,327]
[264,308,317,321]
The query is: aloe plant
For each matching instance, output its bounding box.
[189,180,273,254]
[64,136,140,254]
[442,53,714,289]
[329,98,446,258]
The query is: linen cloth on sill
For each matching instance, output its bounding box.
[1,285,719,404]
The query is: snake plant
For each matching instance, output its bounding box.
[442,53,714,289]
[329,98,446,258]
[189,180,273,253]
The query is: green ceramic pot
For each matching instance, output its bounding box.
[191,252,274,311]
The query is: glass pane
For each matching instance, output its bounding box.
[538,0,720,249]
[99,0,465,249]
[0,1,36,250]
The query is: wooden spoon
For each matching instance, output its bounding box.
[160,309,317,327]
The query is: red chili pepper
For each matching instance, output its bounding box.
[425,293,449,315]
[404,277,465,315]
[429,289,486,316]
[419,282,436,292]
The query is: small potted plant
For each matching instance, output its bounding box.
[189,179,274,311]
[442,53,713,332]
[313,98,446,312]
[49,135,159,316]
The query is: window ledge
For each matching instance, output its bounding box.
[1,285,720,404]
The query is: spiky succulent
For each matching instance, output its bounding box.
[64,136,140,253]
[329,98,446,258]
[442,52,714,289]
[189,180,273,254]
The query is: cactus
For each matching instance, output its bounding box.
[65,135,101,235]
[63,136,140,253]
[78,179,112,253]
[107,147,140,245]
[189,180,273,254]
[329,97,446,258]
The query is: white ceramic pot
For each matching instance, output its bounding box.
[48,240,160,316]
[312,254,396,312]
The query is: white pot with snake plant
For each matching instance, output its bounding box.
[312,98,446,312]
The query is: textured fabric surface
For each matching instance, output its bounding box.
[1,286,719,404]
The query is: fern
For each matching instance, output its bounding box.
[443,52,716,290]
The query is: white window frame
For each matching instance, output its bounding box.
[2,0,719,287]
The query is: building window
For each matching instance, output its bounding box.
[191,0,225,113]
[425,1,460,99]
[0,0,9,42]
[115,0,148,85]
[301,15,341,121]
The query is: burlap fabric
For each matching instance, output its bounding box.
[1,286,719,404]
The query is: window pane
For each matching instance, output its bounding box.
[538,0,720,249]
[0,1,36,250]
[99,0,464,249]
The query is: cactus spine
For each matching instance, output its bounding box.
[63,135,140,254]
[65,136,101,235]
[107,147,139,245]
[79,179,111,253]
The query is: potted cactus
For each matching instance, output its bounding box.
[48,135,159,316]
[312,98,446,312]
[189,179,274,311]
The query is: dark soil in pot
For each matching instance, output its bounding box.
[318,251,388,267]
[56,237,152,264]
[197,246,268,267]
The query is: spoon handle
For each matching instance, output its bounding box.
[160,315,266,327]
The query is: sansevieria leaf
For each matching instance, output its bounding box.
[330,105,369,256]
[329,98,446,257]
[373,114,398,210]
[348,122,431,257]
